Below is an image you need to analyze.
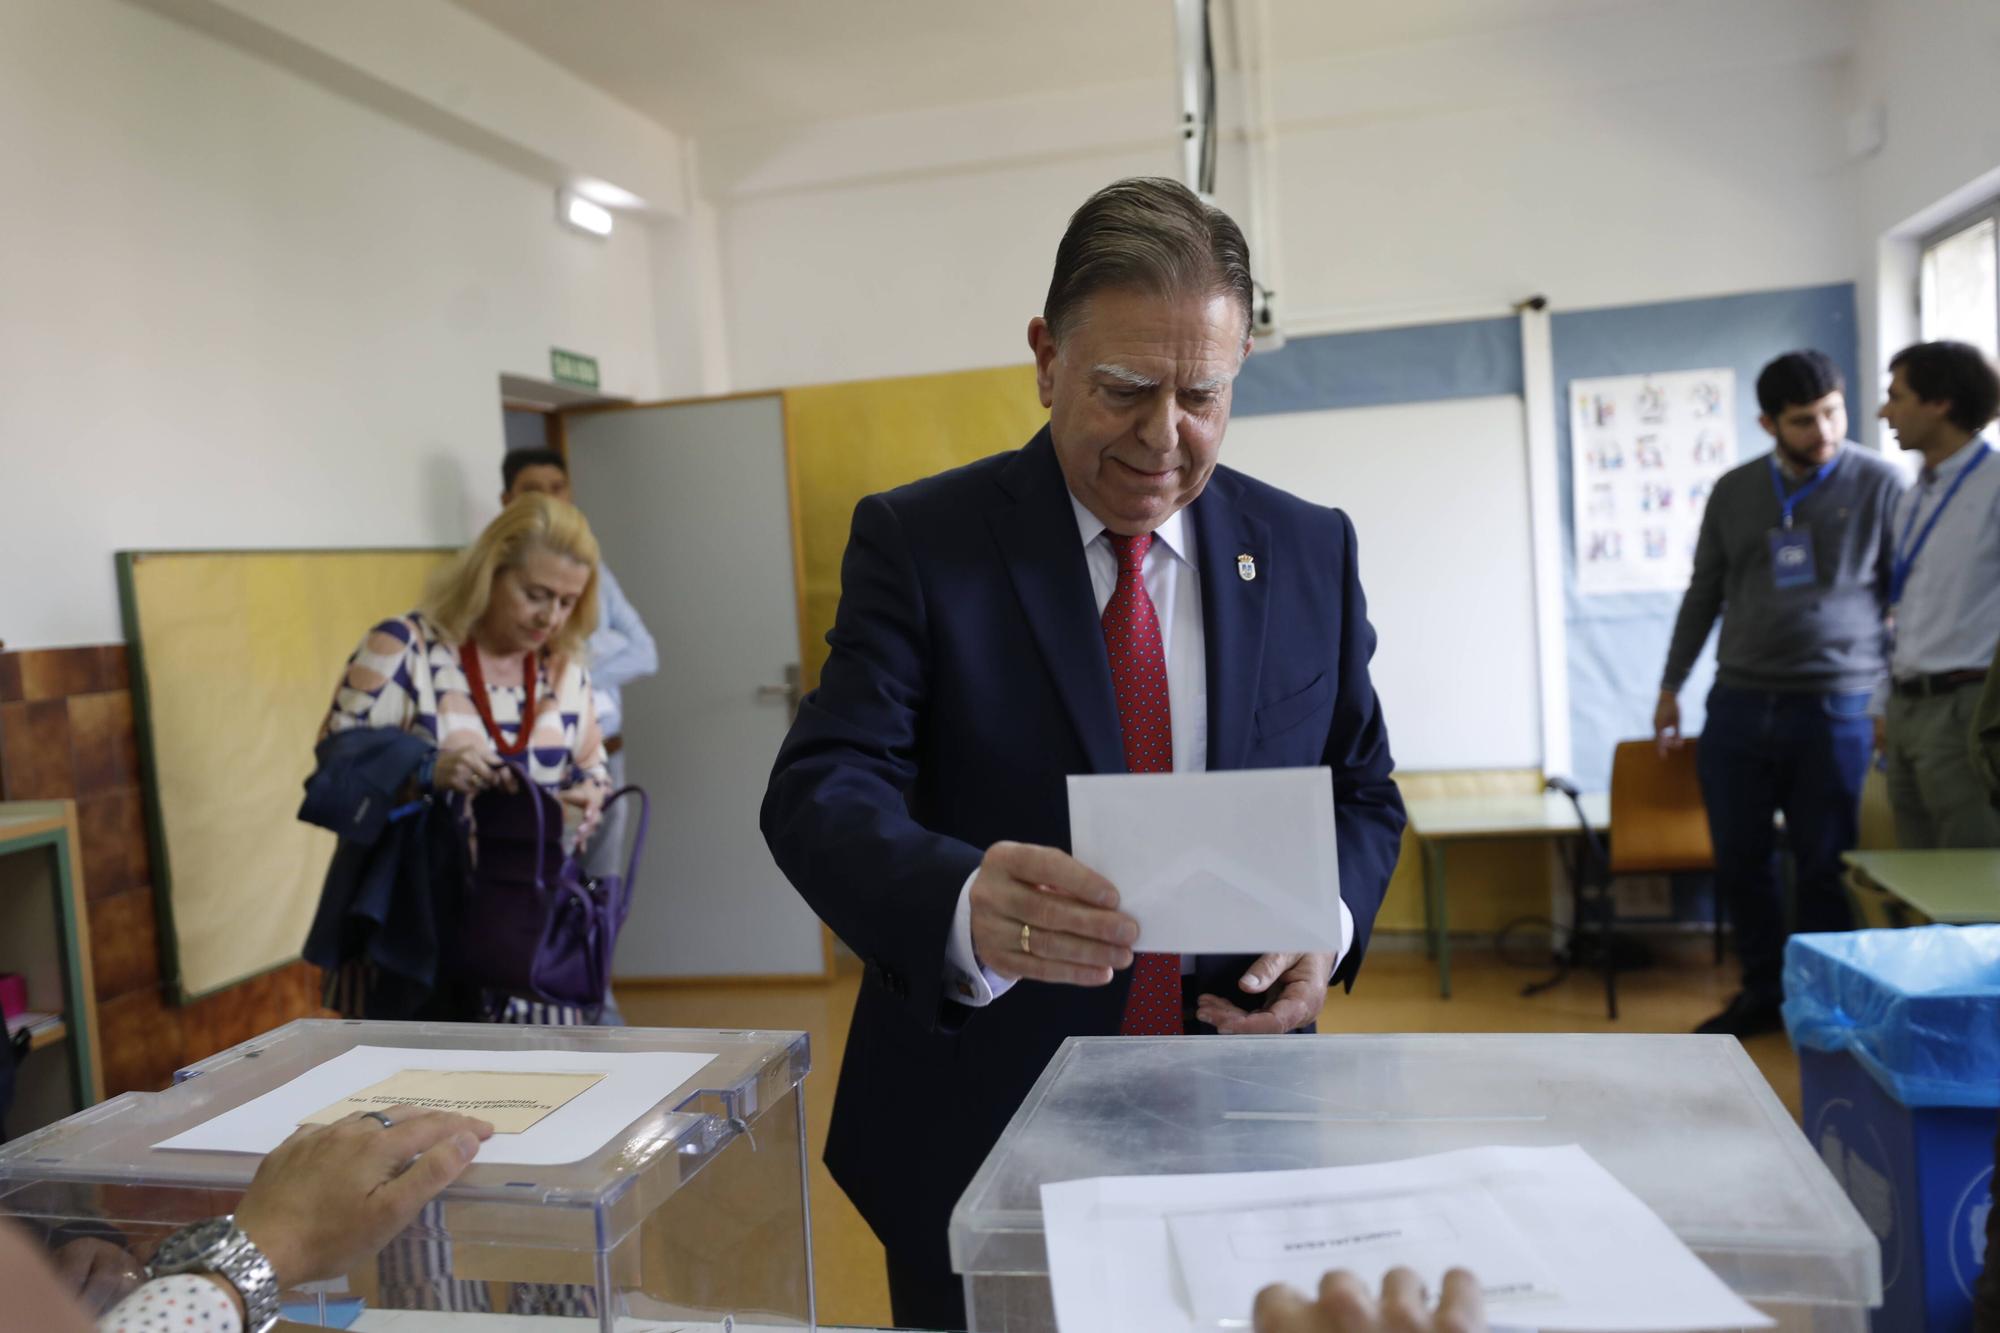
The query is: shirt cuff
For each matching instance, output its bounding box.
[945,866,1018,1007]
[100,1275,242,1333]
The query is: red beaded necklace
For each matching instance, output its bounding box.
[460,641,539,757]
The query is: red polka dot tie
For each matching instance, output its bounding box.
[1103,531,1183,1036]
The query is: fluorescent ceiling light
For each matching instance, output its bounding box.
[559,190,613,238]
[573,178,644,210]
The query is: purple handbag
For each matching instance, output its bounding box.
[451,765,650,1010]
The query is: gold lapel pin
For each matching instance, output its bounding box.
[1237,553,1256,582]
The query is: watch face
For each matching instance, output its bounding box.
[156,1216,238,1270]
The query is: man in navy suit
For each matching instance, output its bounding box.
[761,178,1406,1328]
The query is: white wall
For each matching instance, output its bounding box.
[704,0,1862,391]
[1845,0,2000,441]
[0,0,692,648]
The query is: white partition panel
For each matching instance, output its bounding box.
[1223,396,1542,770]
[565,396,825,979]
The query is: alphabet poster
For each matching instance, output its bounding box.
[1570,368,1736,596]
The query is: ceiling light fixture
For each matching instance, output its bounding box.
[558,189,613,238]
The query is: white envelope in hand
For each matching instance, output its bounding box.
[1066,767,1341,953]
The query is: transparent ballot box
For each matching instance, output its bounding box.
[951,1034,1880,1332]
[0,1019,813,1330]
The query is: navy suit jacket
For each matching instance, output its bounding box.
[761,427,1406,1263]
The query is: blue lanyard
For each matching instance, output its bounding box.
[1768,453,1840,529]
[1892,442,1992,604]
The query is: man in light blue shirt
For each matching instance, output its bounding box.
[502,448,659,1018]
[1876,341,2000,848]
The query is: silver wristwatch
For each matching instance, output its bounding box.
[148,1215,283,1333]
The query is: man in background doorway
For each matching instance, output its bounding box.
[502,447,659,1019]
[1654,350,1903,1038]
[1875,340,2000,849]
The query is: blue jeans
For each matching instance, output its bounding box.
[1696,685,1874,999]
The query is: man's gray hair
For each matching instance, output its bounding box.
[1043,177,1253,343]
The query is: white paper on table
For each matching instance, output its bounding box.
[1041,1144,1775,1332]
[1066,768,1341,953]
[1168,1188,1561,1328]
[156,1045,716,1165]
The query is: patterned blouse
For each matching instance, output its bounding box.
[322,611,610,1025]
[325,611,607,791]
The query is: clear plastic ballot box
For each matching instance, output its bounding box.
[0,1019,814,1331]
[950,1034,1880,1332]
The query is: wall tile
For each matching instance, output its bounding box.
[68,692,141,797]
[75,790,145,901]
[0,699,75,801]
[99,646,131,693]
[18,647,106,701]
[96,987,185,1096]
[88,887,162,1002]
[179,964,327,1066]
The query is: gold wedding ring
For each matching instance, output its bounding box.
[1020,922,1033,956]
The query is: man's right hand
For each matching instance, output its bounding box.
[969,841,1137,986]
[1653,690,1683,754]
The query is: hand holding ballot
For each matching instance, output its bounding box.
[234,1103,494,1290]
[1254,1268,1488,1333]
[969,840,1137,987]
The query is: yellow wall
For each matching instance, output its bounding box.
[124,549,449,997]
[783,364,1045,687]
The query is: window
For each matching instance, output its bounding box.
[1920,207,1999,360]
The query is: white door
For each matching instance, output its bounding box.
[563,395,824,979]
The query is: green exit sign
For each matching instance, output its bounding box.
[551,348,599,390]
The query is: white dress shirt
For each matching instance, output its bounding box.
[943,491,1354,1005]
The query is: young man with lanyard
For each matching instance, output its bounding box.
[1656,350,1904,1037]
[1876,340,2000,848]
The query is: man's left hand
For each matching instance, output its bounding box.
[1196,952,1334,1034]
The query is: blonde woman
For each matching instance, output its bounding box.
[311,493,611,1027]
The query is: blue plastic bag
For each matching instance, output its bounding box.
[1783,926,2000,1108]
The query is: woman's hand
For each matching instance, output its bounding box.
[234,1106,493,1290]
[430,743,515,796]
[560,780,608,845]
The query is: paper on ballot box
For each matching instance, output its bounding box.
[155,1045,716,1165]
[1066,768,1342,953]
[1167,1189,1561,1328]
[1041,1145,1774,1333]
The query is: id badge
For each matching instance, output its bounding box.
[1768,524,1816,590]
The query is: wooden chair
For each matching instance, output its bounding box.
[1565,740,1716,1018]
[1608,739,1715,879]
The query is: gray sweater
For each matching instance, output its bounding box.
[1661,444,1903,694]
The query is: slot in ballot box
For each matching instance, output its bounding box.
[0,1019,813,1331]
[950,1034,1879,1332]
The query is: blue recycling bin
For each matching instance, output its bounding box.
[1785,926,2000,1331]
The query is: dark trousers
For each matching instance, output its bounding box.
[886,1243,966,1331]
[1697,684,1874,999]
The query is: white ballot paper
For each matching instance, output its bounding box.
[1066,768,1341,953]
[156,1045,716,1166]
[1041,1144,1774,1332]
